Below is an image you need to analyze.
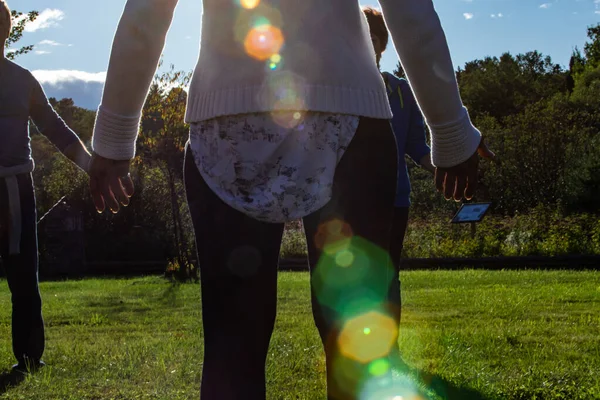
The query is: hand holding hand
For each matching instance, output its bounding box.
[88,153,135,213]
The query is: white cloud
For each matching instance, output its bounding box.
[463,13,474,20]
[539,3,551,8]
[596,10,600,13]
[34,50,51,55]
[24,9,65,33]
[32,70,107,85]
[31,70,107,110]
[491,13,504,18]
[38,40,62,46]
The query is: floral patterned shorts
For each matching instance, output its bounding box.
[189,112,359,223]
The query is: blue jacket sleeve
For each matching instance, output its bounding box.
[402,81,431,165]
[29,74,80,152]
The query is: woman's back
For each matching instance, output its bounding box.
[187,0,390,123]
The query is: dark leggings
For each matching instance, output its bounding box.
[389,206,409,322]
[0,173,45,364]
[185,117,398,400]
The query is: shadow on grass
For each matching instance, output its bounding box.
[0,370,26,395]
[393,356,490,400]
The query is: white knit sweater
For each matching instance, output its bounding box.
[92,0,481,168]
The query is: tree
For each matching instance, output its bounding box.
[393,61,406,79]
[457,51,566,123]
[584,24,600,68]
[48,98,96,144]
[5,10,38,60]
[138,65,196,281]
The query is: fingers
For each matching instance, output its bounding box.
[435,168,445,193]
[444,172,456,200]
[102,177,120,213]
[89,175,106,213]
[109,175,129,210]
[89,154,135,214]
[465,158,479,200]
[121,174,135,198]
[454,174,467,202]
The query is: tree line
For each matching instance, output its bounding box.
[9,11,600,274]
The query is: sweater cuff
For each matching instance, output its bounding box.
[92,106,141,160]
[429,107,482,168]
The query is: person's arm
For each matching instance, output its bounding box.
[403,82,434,174]
[377,0,480,168]
[92,0,179,161]
[377,0,495,201]
[89,0,178,213]
[29,77,91,173]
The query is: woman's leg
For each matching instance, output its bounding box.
[303,117,398,400]
[0,174,45,367]
[184,145,284,400]
[387,206,409,370]
[388,206,409,325]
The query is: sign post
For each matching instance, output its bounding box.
[451,203,492,239]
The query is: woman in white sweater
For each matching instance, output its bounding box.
[90,0,490,398]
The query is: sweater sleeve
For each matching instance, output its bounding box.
[377,0,481,168]
[29,76,80,152]
[92,0,179,160]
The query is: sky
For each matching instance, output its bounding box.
[7,0,600,110]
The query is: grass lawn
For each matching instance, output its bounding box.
[0,270,598,399]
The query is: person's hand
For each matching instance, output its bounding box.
[434,137,496,202]
[88,153,135,213]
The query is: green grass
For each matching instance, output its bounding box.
[0,271,598,399]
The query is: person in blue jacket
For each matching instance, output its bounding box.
[363,6,436,318]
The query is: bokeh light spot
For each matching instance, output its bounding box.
[227,245,262,278]
[368,359,391,376]
[359,370,423,400]
[311,235,395,317]
[336,249,355,268]
[244,24,284,61]
[338,311,397,364]
[239,0,260,9]
[314,219,353,252]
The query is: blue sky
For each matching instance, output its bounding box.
[8,0,600,109]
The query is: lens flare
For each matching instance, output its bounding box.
[239,0,260,9]
[369,359,391,376]
[359,369,424,400]
[338,311,397,364]
[227,245,262,278]
[314,219,353,253]
[336,249,355,268]
[244,24,284,61]
[311,235,395,316]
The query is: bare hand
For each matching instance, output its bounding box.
[434,138,495,202]
[88,153,135,213]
